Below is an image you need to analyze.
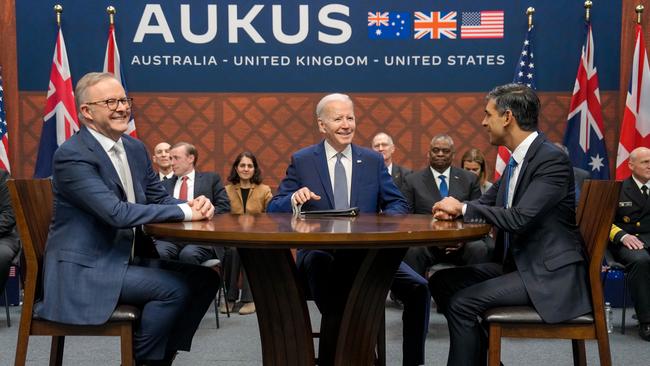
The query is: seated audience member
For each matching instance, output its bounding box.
[267,93,430,366]
[402,134,490,278]
[36,72,219,365]
[460,148,493,194]
[155,142,231,264]
[0,169,20,292]
[430,83,590,366]
[609,146,650,341]
[372,132,412,191]
[153,142,174,181]
[222,151,273,315]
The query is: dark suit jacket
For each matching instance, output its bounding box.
[610,177,650,246]
[0,170,18,239]
[163,172,230,214]
[403,166,481,214]
[267,141,408,214]
[391,164,412,192]
[464,134,590,323]
[36,127,184,325]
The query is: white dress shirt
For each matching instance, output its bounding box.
[173,169,196,201]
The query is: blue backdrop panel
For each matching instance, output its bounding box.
[16,0,621,92]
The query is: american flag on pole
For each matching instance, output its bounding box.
[495,24,536,180]
[414,11,457,40]
[616,23,650,180]
[104,23,137,137]
[0,67,11,173]
[34,28,79,178]
[563,21,609,179]
[460,11,504,39]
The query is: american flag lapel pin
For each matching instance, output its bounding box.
[356,159,362,163]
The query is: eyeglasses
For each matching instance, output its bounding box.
[431,148,452,154]
[85,97,133,111]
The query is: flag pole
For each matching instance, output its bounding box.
[107,6,116,25]
[585,1,592,22]
[54,4,62,27]
[636,4,644,24]
[526,7,535,30]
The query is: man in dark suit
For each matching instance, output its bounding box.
[372,132,412,191]
[402,134,489,277]
[0,169,20,292]
[609,146,650,341]
[152,142,173,181]
[36,72,219,365]
[156,142,230,264]
[267,93,430,366]
[430,84,590,366]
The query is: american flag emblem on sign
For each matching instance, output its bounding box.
[461,11,504,39]
[414,11,457,40]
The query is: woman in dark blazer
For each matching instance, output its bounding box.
[222,152,272,315]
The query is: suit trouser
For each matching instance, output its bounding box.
[610,244,650,323]
[155,239,218,265]
[119,258,220,361]
[429,262,530,366]
[403,238,493,278]
[0,235,20,290]
[297,249,430,366]
[223,247,253,303]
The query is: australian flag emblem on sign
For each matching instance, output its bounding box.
[368,12,411,39]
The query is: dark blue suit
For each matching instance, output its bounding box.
[36,126,219,361]
[268,141,430,366]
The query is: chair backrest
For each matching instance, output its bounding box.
[7,179,53,302]
[574,180,621,313]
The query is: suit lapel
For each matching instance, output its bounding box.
[448,167,463,199]
[350,145,363,208]
[511,134,545,205]
[624,179,650,216]
[422,168,442,202]
[80,128,127,201]
[122,138,146,203]
[314,142,335,208]
[193,172,203,197]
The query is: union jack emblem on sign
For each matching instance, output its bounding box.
[368,12,389,27]
[414,11,457,39]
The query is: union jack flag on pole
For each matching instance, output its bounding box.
[104,18,137,137]
[34,27,79,178]
[616,23,650,179]
[0,67,11,173]
[563,20,609,179]
[495,23,535,180]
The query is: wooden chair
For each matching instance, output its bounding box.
[484,180,621,366]
[8,179,140,366]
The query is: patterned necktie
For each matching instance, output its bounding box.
[438,175,448,198]
[179,176,189,201]
[334,153,349,209]
[502,157,518,263]
[642,185,649,200]
[111,144,135,203]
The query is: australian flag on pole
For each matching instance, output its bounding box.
[34,27,79,178]
[563,21,609,179]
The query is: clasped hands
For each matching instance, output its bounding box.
[189,195,214,220]
[432,197,464,221]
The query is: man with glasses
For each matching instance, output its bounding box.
[36,72,219,365]
[401,134,488,278]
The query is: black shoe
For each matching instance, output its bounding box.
[639,323,650,341]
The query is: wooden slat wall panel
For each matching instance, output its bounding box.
[15,91,619,186]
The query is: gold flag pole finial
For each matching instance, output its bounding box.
[54,4,63,27]
[107,6,116,25]
[585,1,593,22]
[526,7,535,29]
[636,5,644,24]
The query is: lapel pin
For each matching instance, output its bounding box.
[356,160,362,163]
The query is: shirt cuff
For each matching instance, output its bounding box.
[462,203,467,216]
[290,192,302,215]
[178,203,193,221]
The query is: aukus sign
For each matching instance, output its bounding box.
[17,0,621,92]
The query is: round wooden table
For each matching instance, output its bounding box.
[145,213,490,366]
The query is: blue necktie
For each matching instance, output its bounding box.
[438,175,448,198]
[502,157,518,262]
[334,153,349,209]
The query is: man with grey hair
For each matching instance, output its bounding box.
[36,72,220,365]
[268,93,430,366]
[372,132,412,191]
[153,142,174,181]
[609,146,650,341]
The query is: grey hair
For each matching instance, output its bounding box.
[430,134,455,149]
[75,72,119,110]
[316,93,353,118]
[373,132,394,146]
